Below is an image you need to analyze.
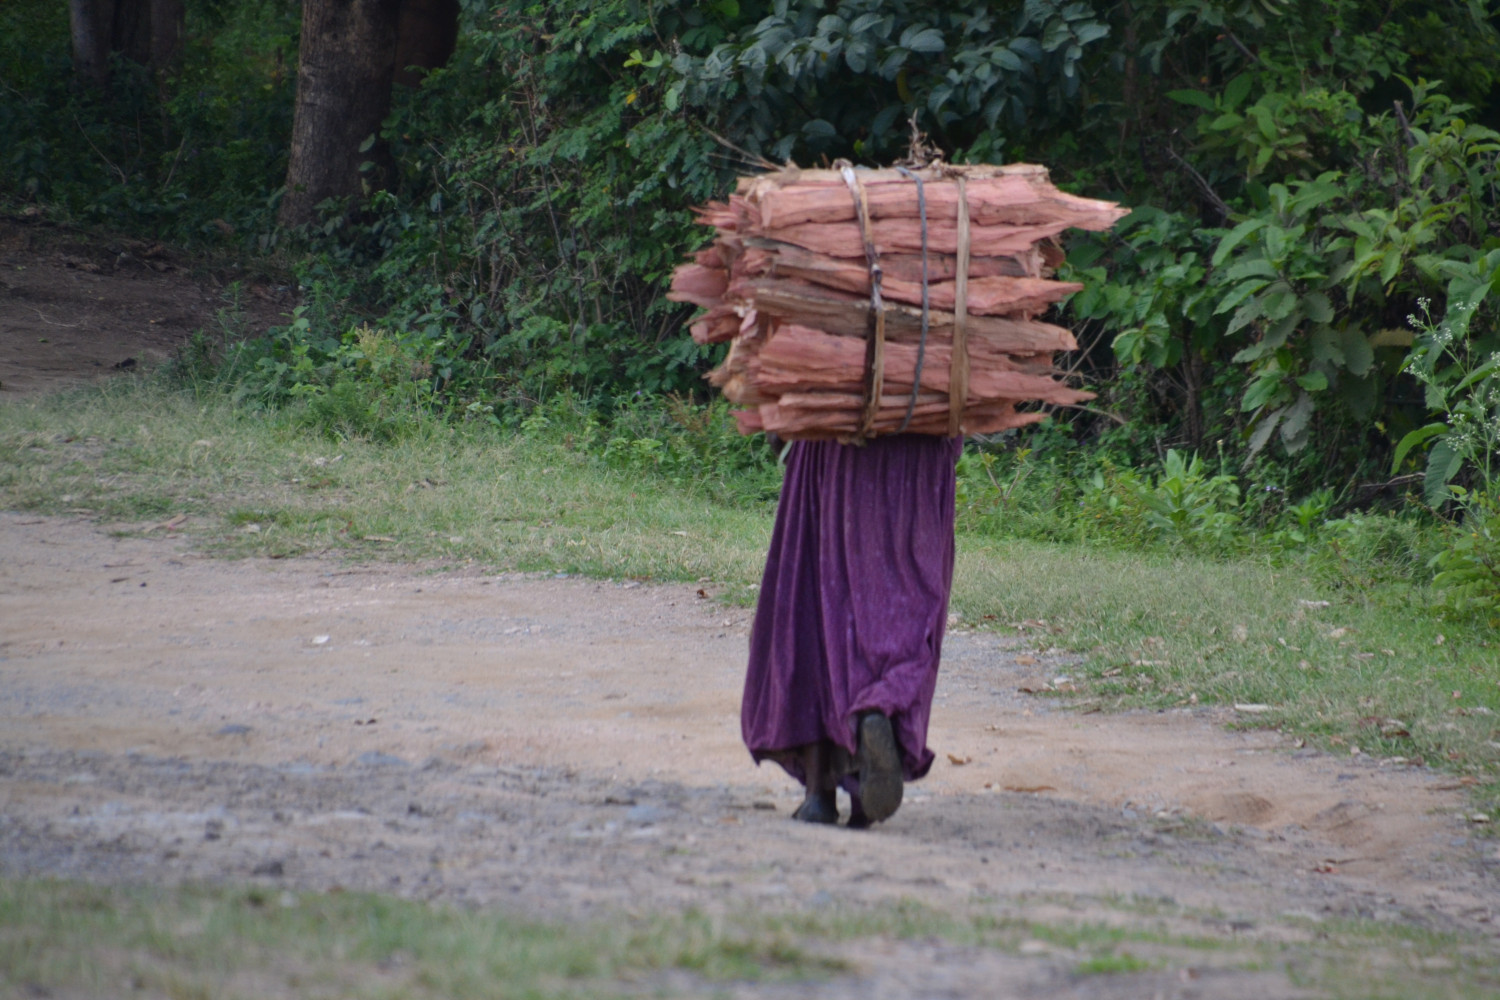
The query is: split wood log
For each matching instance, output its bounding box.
[759,218,1077,259]
[746,240,1048,282]
[750,172,1125,231]
[738,395,1047,438]
[747,284,1079,352]
[746,325,1077,402]
[741,259,1081,318]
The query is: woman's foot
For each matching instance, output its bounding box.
[855,712,903,823]
[791,740,839,824]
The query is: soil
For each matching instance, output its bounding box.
[0,217,288,395]
[2,223,1498,998]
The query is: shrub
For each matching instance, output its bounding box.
[1430,492,1500,622]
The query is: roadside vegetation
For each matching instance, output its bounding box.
[4,878,1496,999]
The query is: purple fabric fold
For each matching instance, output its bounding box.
[741,434,962,788]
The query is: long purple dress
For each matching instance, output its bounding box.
[741,434,963,790]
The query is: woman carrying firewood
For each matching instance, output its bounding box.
[669,157,1124,826]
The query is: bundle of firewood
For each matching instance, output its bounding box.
[669,162,1127,439]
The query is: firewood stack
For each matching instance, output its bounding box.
[669,162,1128,439]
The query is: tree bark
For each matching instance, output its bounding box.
[148,0,185,72]
[279,0,404,227]
[393,0,459,87]
[68,0,111,87]
[110,0,153,66]
[69,0,184,86]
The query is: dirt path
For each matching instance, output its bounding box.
[0,218,287,395]
[2,511,1497,997]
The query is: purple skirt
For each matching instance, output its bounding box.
[741,434,962,788]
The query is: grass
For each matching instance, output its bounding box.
[0,380,773,585]
[783,896,1500,998]
[0,377,1496,815]
[0,879,835,999]
[953,538,1500,802]
[4,879,1495,999]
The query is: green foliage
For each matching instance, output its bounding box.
[955,438,1446,600]
[208,308,473,441]
[1212,87,1499,456]
[356,0,758,408]
[0,0,298,240]
[1074,67,1500,488]
[1131,449,1243,542]
[1399,293,1500,618]
[505,391,783,507]
[1431,493,1500,620]
[674,0,1113,163]
[1171,73,1366,180]
[1398,292,1500,504]
[596,394,783,505]
[297,327,444,441]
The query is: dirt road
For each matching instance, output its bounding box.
[2,511,1497,997]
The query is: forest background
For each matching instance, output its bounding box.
[2,2,1499,771]
[6,0,1500,507]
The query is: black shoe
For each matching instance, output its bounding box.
[856,712,903,823]
[791,791,838,824]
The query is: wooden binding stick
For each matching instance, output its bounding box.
[894,165,930,435]
[948,174,971,437]
[839,161,885,442]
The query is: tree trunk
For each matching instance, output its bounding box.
[69,0,184,86]
[148,0,185,72]
[278,0,403,228]
[1181,346,1205,453]
[393,0,459,87]
[68,0,111,87]
[110,0,153,66]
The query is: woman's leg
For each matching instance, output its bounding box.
[790,740,838,824]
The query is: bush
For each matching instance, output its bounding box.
[1431,492,1500,621]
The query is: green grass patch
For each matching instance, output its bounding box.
[4,879,1494,999]
[1,380,1495,811]
[0,380,773,586]
[0,879,835,999]
[951,537,1500,812]
[1074,952,1154,974]
[794,896,1500,998]
[1281,916,1500,1000]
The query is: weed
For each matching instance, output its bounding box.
[1075,952,1154,975]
